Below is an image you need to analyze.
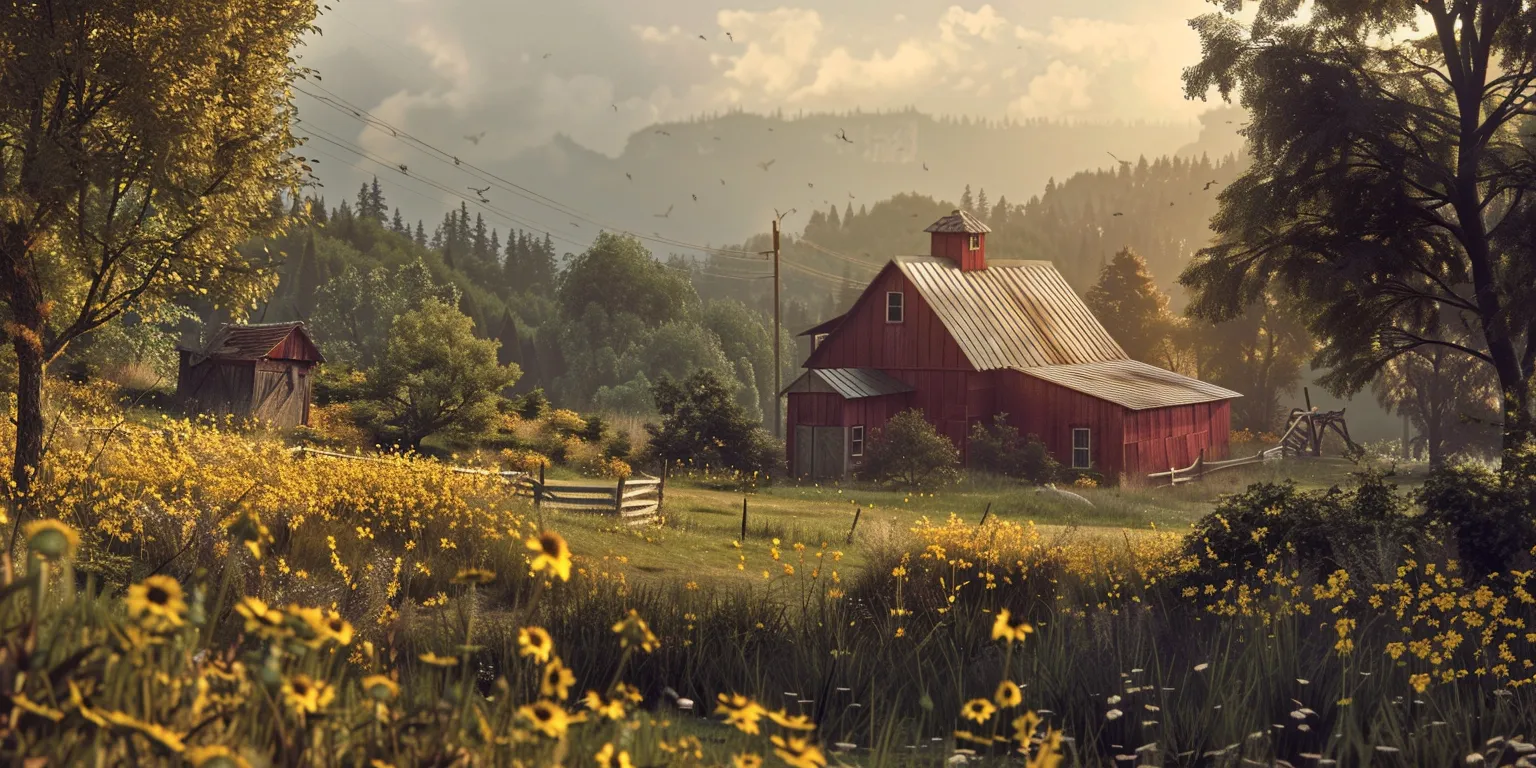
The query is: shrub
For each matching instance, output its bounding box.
[313,363,369,405]
[645,370,779,475]
[967,413,1059,485]
[579,414,608,443]
[605,431,633,460]
[858,409,961,490]
[1417,462,1536,579]
[499,448,551,474]
[515,387,550,420]
[292,403,370,449]
[1177,470,1414,593]
[544,408,587,437]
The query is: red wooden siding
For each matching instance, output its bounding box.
[805,265,974,371]
[999,370,1127,478]
[1121,400,1230,479]
[786,392,911,474]
[268,329,324,362]
[930,231,986,271]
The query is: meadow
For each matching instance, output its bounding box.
[1,390,1532,767]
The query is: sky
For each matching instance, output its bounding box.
[300,0,1228,165]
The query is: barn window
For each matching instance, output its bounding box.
[850,425,865,457]
[886,291,904,323]
[813,333,828,350]
[1071,428,1092,469]
[968,234,980,251]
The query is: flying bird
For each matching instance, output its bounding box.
[397,164,409,174]
[569,221,580,228]
[1203,180,1220,190]
[542,53,552,59]
[835,128,853,144]
[698,34,707,40]
[758,159,776,171]
[807,182,814,188]
[477,196,491,204]
[655,130,671,136]
[691,194,697,201]
[1169,202,1175,206]
[464,131,486,145]
[922,162,929,171]
[654,204,673,218]
[1107,151,1132,168]
[720,178,726,185]
[1112,212,1124,216]
[468,185,491,195]
[713,136,721,141]
[625,172,632,181]
[848,192,856,199]
[725,31,734,41]
[612,104,618,112]
[452,156,461,166]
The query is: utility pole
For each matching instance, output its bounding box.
[772,217,782,438]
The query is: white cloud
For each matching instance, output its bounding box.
[938,4,1008,44]
[791,39,939,100]
[717,8,824,95]
[1038,17,1156,61]
[635,24,686,44]
[1007,61,1093,118]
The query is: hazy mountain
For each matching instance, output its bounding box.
[497,109,1221,251]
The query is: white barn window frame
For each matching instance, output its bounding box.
[850,425,865,457]
[886,291,904,323]
[1071,427,1092,469]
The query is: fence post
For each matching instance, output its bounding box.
[977,502,992,527]
[535,463,545,509]
[741,496,748,541]
[615,476,626,517]
[658,462,668,512]
[846,507,861,545]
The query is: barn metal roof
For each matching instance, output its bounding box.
[780,368,914,399]
[893,256,1127,370]
[924,209,991,234]
[1015,359,1242,410]
[184,322,325,363]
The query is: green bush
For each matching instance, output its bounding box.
[515,387,550,420]
[645,370,779,475]
[858,408,962,490]
[967,413,1059,485]
[1418,462,1536,579]
[578,414,608,443]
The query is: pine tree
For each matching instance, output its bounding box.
[391,207,406,234]
[311,196,328,224]
[495,310,521,368]
[489,229,501,264]
[843,202,854,227]
[414,220,427,248]
[295,232,322,319]
[960,184,974,212]
[976,188,990,220]
[828,204,841,230]
[369,176,386,221]
[471,213,489,264]
[356,182,371,219]
[991,195,1010,228]
[539,234,557,288]
[1083,248,1175,366]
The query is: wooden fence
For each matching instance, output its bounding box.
[1146,412,1312,486]
[292,448,661,525]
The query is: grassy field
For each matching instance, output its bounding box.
[549,451,1432,586]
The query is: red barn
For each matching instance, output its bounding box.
[783,210,1240,483]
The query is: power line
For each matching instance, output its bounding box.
[292,81,763,259]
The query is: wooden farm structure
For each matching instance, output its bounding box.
[1148,398,1362,486]
[785,209,1241,482]
[176,322,324,428]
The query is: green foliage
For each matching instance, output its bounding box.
[361,298,520,447]
[1179,1,1536,455]
[1084,248,1175,365]
[1371,345,1500,466]
[1418,463,1536,580]
[311,257,457,368]
[1178,471,1413,592]
[858,409,962,490]
[578,414,607,444]
[1181,296,1313,432]
[515,388,550,421]
[967,414,1059,485]
[645,370,779,474]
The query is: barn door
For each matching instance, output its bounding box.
[794,426,814,478]
[812,427,846,480]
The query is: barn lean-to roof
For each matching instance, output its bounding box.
[780,368,914,399]
[891,256,1126,370]
[1016,359,1242,410]
[181,322,325,364]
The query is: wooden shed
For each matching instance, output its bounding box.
[175,322,325,428]
[786,209,1240,483]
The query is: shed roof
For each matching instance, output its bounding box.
[892,256,1126,370]
[780,368,914,399]
[797,314,846,337]
[924,209,991,234]
[183,322,325,363]
[1016,359,1242,410]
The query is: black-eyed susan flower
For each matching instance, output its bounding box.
[285,604,328,647]
[767,709,817,731]
[770,733,827,768]
[185,745,253,768]
[715,693,767,735]
[229,512,272,560]
[451,567,496,586]
[991,608,1034,644]
[995,681,1023,708]
[525,531,572,581]
[540,657,575,700]
[320,611,354,646]
[234,597,289,640]
[279,675,334,716]
[418,652,458,668]
[24,519,79,561]
[518,626,553,663]
[595,743,634,768]
[125,575,188,631]
[961,698,997,724]
[731,754,764,768]
[583,690,626,720]
[611,609,659,652]
[613,682,643,704]
[361,675,399,702]
[517,700,583,738]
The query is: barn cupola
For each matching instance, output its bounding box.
[924,209,991,271]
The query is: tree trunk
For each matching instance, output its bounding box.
[12,338,44,496]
